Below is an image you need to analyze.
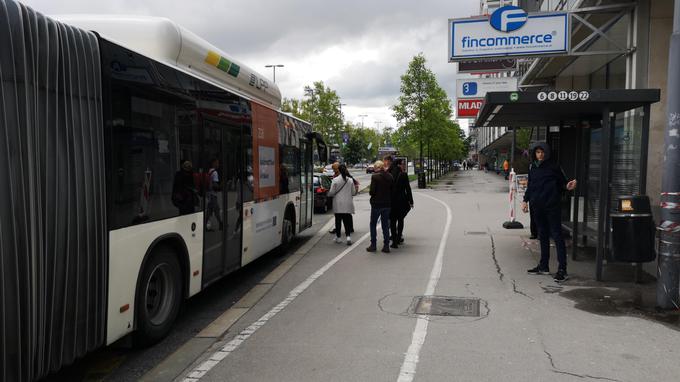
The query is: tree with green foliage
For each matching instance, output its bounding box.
[281,81,344,147]
[339,123,384,165]
[392,54,462,181]
[281,98,305,119]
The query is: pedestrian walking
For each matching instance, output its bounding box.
[367,160,393,253]
[503,159,510,180]
[327,164,357,245]
[384,155,399,180]
[329,162,357,235]
[389,159,413,248]
[521,143,577,282]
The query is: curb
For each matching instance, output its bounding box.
[140,216,335,382]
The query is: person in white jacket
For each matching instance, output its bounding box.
[327,164,357,245]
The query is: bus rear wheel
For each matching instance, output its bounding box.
[135,246,183,346]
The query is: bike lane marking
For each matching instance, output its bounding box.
[182,231,371,381]
[397,191,452,382]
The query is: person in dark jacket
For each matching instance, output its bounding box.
[384,155,400,180]
[521,143,577,282]
[172,160,198,215]
[389,159,413,248]
[367,160,393,253]
[528,161,538,240]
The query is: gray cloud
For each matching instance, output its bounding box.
[22,0,479,126]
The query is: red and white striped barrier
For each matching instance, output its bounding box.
[508,169,517,222]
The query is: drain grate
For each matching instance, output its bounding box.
[466,231,487,235]
[412,296,480,317]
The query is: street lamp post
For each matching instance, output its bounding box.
[358,114,368,128]
[265,64,284,83]
[304,86,316,127]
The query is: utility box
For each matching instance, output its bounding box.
[610,195,656,262]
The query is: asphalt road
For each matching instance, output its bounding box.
[179,170,680,382]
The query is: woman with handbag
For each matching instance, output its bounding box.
[327,164,357,245]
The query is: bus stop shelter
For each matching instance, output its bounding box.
[476,89,660,280]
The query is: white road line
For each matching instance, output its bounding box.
[182,231,370,381]
[397,192,452,382]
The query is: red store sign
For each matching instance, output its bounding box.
[457,98,484,118]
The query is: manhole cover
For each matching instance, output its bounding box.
[466,231,487,235]
[412,296,480,317]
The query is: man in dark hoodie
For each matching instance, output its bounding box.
[367,160,394,253]
[521,143,577,282]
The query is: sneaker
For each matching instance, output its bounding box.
[334,237,343,244]
[529,235,538,240]
[366,245,376,252]
[554,270,569,283]
[381,246,390,253]
[390,242,399,249]
[399,237,404,244]
[346,236,352,245]
[527,266,550,275]
[329,228,336,234]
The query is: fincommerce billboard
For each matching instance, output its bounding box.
[449,6,568,61]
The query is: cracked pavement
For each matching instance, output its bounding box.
[183,171,680,382]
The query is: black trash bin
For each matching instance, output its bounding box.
[417,173,426,189]
[610,195,656,262]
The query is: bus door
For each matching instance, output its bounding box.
[202,119,242,284]
[299,139,313,229]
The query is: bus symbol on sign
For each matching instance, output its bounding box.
[510,93,519,102]
[462,82,478,96]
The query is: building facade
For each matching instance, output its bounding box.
[472,0,674,276]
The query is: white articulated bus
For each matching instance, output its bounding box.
[0,2,325,380]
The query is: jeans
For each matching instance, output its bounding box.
[334,213,352,237]
[533,205,567,271]
[370,207,391,247]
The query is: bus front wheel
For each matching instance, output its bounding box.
[135,246,183,346]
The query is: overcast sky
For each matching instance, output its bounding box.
[23,0,479,132]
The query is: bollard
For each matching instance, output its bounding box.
[503,168,523,229]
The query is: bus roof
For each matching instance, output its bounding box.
[54,15,282,109]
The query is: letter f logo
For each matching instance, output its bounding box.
[490,6,528,32]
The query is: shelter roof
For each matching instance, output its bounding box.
[476,89,660,127]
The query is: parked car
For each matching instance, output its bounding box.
[366,164,375,173]
[313,173,333,212]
